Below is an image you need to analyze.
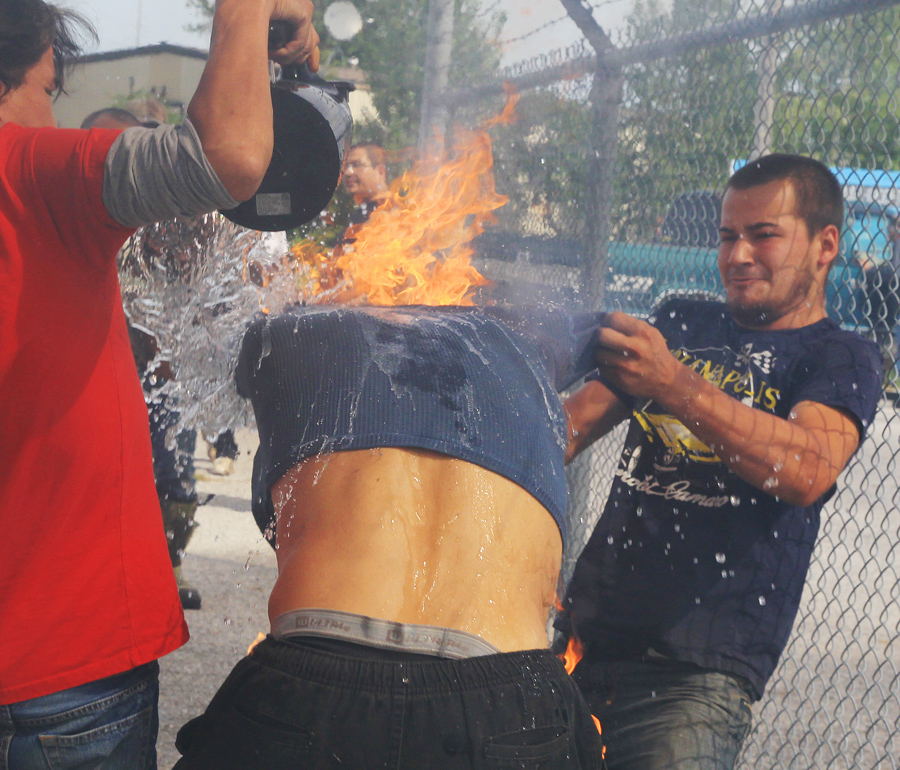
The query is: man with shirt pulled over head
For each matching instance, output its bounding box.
[559,155,883,770]
[0,1,319,768]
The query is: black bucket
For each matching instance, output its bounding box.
[221,65,354,232]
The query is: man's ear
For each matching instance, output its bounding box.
[816,223,840,269]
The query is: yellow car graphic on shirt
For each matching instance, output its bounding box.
[633,409,721,464]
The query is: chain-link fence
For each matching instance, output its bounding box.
[453,0,900,767]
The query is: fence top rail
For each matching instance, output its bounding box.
[443,0,900,107]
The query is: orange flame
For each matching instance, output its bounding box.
[559,635,603,746]
[593,714,604,747]
[247,631,266,656]
[289,92,519,306]
[560,635,584,675]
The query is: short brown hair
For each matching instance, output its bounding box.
[727,154,844,236]
[0,0,95,99]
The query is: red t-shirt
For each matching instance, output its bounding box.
[0,123,188,705]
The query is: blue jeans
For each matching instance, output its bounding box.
[0,662,159,770]
[572,655,753,770]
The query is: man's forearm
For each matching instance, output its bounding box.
[187,0,279,200]
[656,363,859,506]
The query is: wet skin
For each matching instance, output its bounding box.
[269,447,563,652]
[718,178,837,330]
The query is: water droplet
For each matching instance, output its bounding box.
[651,690,657,698]
[695,597,701,605]
[773,530,778,538]
[721,570,728,579]
[715,552,726,563]
[758,596,767,606]
[636,506,643,517]
[607,536,615,545]
[730,495,740,506]
[674,524,681,532]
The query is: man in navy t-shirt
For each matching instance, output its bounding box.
[559,154,883,770]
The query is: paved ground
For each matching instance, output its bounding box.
[156,428,274,770]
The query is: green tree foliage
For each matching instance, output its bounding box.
[610,0,755,242]
[342,0,504,150]
[612,0,900,241]
[487,88,595,244]
[771,6,900,172]
[186,0,504,151]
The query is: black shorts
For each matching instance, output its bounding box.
[173,636,603,769]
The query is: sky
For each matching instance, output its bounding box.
[62,0,634,66]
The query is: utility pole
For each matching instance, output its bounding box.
[418,0,455,157]
[135,0,144,47]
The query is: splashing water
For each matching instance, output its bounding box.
[118,214,284,446]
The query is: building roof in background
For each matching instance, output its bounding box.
[76,43,208,64]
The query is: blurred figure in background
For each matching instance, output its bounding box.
[342,142,389,226]
[856,210,900,381]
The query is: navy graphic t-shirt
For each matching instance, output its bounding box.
[560,298,882,698]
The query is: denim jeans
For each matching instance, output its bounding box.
[572,655,753,770]
[174,636,604,769]
[0,661,160,770]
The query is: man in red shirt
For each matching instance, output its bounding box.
[0,1,319,768]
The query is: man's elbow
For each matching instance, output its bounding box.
[780,486,827,508]
[776,472,841,507]
[212,149,271,202]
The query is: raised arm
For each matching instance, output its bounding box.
[187,0,320,200]
[595,312,860,506]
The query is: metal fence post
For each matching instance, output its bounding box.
[559,0,623,310]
